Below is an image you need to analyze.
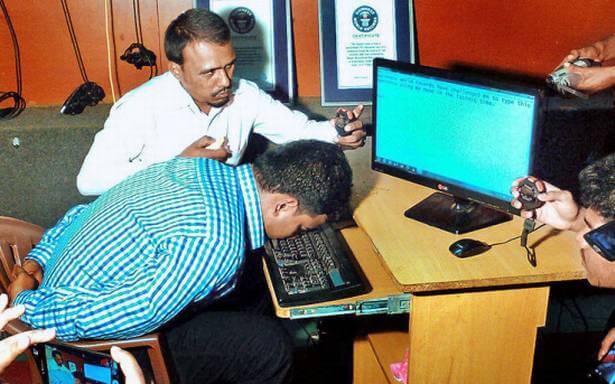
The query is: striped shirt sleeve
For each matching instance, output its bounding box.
[16,233,235,341]
[26,205,89,269]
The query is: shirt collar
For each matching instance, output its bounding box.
[236,164,265,250]
[162,71,196,110]
[164,71,239,120]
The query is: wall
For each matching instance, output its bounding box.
[412,0,614,74]
[1,0,613,104]
[0,0,191,106]
[293,0,615,97]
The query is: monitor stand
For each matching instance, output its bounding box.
[404,192,512,234]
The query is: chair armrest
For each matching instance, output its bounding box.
[5,318,33,335]
[72,333,162,351]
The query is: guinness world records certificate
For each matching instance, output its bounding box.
[319,0,414,105]
[197,0,294,103]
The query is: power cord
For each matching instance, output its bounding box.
[60,0,88,84]
[0,0,25,119]
[120,0,157,78]
[59,0,105,115]
[104,0,117,103]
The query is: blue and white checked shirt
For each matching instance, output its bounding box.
[14,157,265,341]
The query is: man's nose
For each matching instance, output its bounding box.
[216,68,232,87]
[576,230,589,249]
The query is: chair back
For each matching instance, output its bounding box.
[0,217,44,293]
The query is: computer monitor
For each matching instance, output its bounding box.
[372,58,542,234]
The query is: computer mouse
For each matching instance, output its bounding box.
[449,239,492,258]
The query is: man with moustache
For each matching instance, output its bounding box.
[76,8,367,196]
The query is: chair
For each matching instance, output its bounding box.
[0,216,171,384]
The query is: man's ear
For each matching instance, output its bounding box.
[169,62,182,79]
[273,196,299,217]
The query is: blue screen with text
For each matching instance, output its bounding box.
[375,66,536,202]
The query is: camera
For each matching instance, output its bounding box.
[546,58,601,98]
[517,178,546,210]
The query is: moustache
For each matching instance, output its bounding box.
[213,87,231,97]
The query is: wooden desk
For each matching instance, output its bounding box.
[265,140,586,383]
[354,170,585,383]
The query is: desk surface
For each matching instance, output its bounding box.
[349,142,585,292]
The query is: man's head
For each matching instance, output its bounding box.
[52,350,64,366]
[165,9,236,113]
[254,140,353,239]
[576,153,615,287]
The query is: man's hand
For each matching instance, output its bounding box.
[8,265,38,304]
[555,34,615,94]
[110,346,146,384]
[332,105,367,150]
[599,327,615,361]
[22,259,43,286]
[558,47,604,69]
[511,177,580,231]
[0,293,56,374]
[179,135,231,162]
[564,64,615,93]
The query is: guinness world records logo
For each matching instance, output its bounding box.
[352,6,378,32]
[228,7,255,34]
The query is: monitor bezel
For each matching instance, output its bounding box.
[371,58,543,216]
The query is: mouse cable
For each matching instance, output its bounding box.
[0,0,25,119]
[487,224,546,247]
[488,222,545,267]
[60,0,89,83]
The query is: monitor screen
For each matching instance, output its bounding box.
[372,59,541,232]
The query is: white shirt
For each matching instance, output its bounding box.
[49,361,74,384]
[77,71,338,196]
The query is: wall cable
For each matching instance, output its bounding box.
[104,0,117,102]
[132,0,143,44]
[154,0,162,65]
[0,0,25,119]
[59,0,89,82]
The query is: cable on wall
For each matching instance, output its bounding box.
[154,0,162,66]
[60,0,89,83]
[59,0,105,115]
[0,0,25,119]
[104,0,117,103]
[120,0,158,79]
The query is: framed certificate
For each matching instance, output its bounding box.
[197,0,294,103]
[319,0,415,105]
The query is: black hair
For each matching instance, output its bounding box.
[51,350,62,359]
[165,8,230,65]
[253,140,353,220]
[579,152,615,220]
